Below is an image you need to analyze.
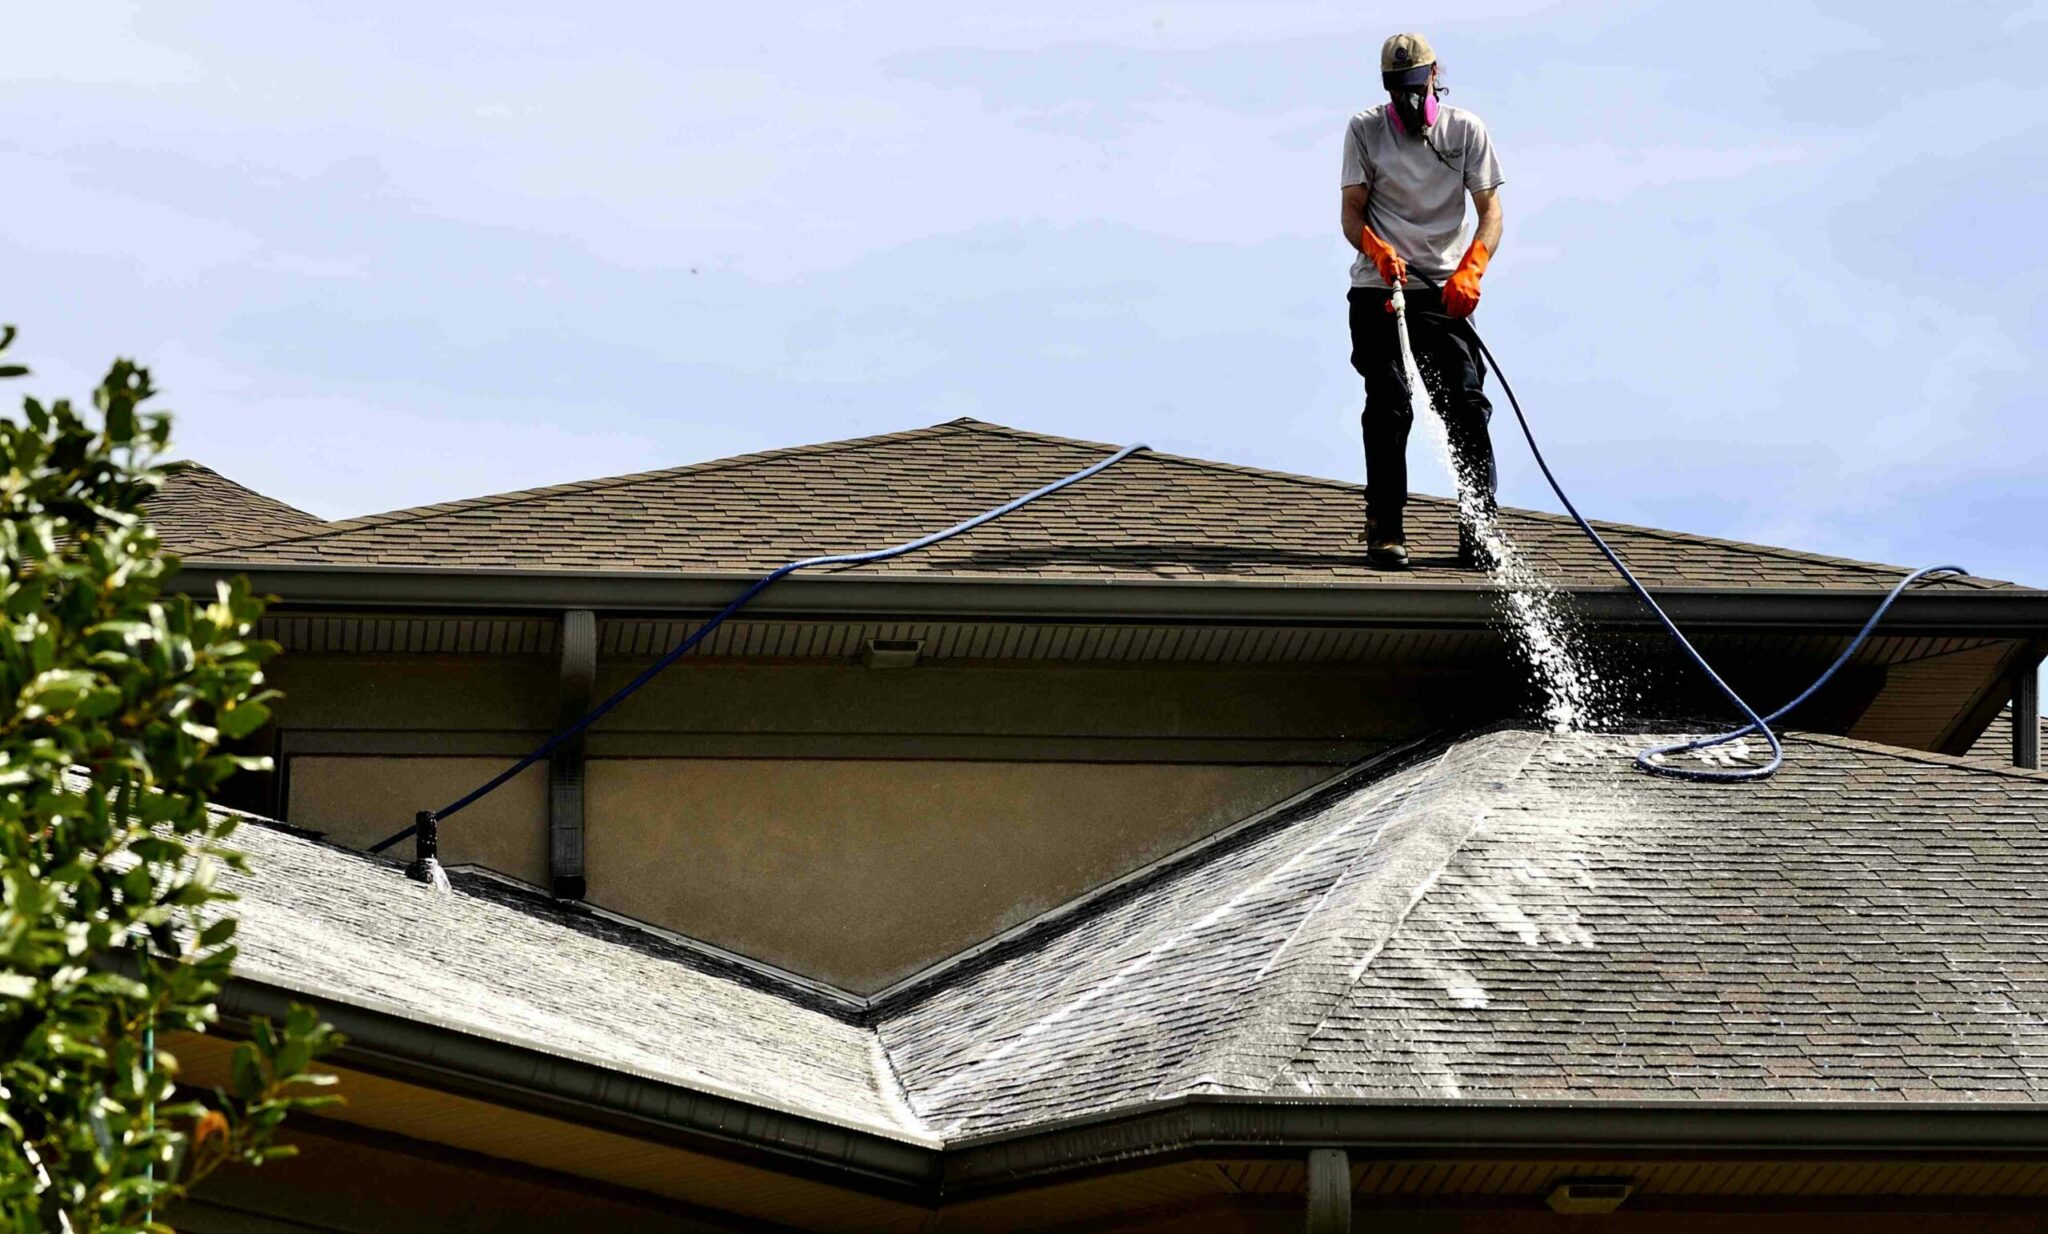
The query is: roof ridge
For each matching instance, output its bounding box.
[955,423,1986,585]
[1792,729,2048,783]
[207,421,980,554]
[165,460,326,525]
[948,419,1379,495]
[190,415,2009,590]
[1508,512,1986,587]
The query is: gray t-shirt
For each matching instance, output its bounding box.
[1341,103,1504,289]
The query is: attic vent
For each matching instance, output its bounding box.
[1546,1181,1633,1215]
[861,638,924,669]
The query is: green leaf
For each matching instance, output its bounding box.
[20,667,99,715]
[230,1043,264,1102]
[0,327,329,1226]
[216,701,270,740]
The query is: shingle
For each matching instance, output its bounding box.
[1278,732,2048,1107]
[214,821,932,1142]
[209,725,2048,1144]
[148,462,324,554]
[190,419,2016,591]
[876,729,2048,1135]
[1966,708,2043,769]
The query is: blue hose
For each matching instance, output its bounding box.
[372,309,1961,849]
[369,440,1150,855]
[1407,276,1965,780]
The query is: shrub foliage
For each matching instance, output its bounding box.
[0,328,337,1233]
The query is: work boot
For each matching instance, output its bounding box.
[1365,516,1409,569]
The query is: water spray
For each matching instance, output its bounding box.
[1390,273,1965,781]
[1389,281,1605,731]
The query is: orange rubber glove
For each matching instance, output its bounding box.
[1442,239,1490,317]
[1358,225,1407,289]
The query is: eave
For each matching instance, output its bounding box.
[942,1094,2048,1198]
[170,561,2048,637]
[219,976,2048,1209]
[216,977,944,1200]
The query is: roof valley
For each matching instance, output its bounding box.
[1154,730,1546,1101]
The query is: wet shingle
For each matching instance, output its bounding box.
[217,822,932,1142]
[212,727,2048,1144]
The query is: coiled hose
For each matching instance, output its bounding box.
[1401,271,1965,780]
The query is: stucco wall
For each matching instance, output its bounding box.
[270,652,1496,989]
[583,757,1330,992]
[287,757,549,886]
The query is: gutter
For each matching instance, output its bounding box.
[169,562,2048,636]
[210,976,2048,1205]
[214,976,941,1200]
[939,1094,2048,1198]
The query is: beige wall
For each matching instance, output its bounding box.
[266,655,556,733]
[287,758,549,886]
[584,758,1330,992]
[283,754,1328,991]
[271,653,1496,990]
[267,655,1480,753]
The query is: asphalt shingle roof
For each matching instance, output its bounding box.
[214,725,2048,1143]
[876,733,1535,1137]
[882,729,2048,1135]
[149,463,324,554]
[1968,707,2043,770]
[193,420,2011,590]
[1286,732,2048,1103]
[218,823,931,1142]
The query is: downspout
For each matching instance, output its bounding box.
[1306,1148,1351,1234]
[550,609,596,900]
[2016,664,2041,771]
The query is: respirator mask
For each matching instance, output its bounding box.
[1383,64,1439,136]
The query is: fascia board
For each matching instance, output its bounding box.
[210,979,2048,1203]
[940,1095,2048,1196]
[169,563,2048,636]
[214,976,942,1197]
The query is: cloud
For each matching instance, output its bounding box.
[1,0,2041,596]
[0,5,202,87]
[1512,140,1814,207]
[0,152,264,283]
[2003,0,2048,30]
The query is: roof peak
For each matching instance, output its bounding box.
[212,418,996,553]
[187,416,2013,594]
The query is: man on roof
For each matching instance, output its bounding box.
[1341,32,1505,570]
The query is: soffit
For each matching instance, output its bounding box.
[253,611,2005,671]
[172,1034,929,1233]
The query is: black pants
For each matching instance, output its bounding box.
[1347,286,1497,538]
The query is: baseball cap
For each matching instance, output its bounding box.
[1380,32,1437,85]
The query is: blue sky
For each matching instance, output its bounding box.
[4,2,2045,596]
